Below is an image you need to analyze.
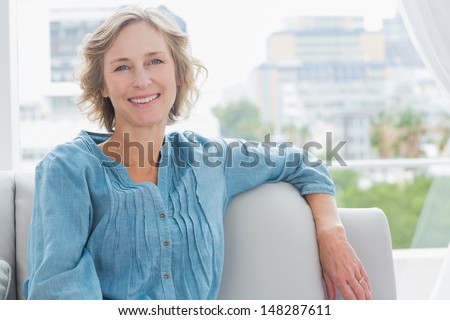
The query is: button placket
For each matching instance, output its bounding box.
[157,208,173,293]
[144,150,176,299]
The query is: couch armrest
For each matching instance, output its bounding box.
[218,182,397,299]
[0,171,16,299]
[14,171,35,300]
[0,260,12,300]
[0,170,35,300]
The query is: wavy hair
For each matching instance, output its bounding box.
[74,6,207,132]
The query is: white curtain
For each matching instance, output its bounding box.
[398,0,450,299]
[398,0,450,100]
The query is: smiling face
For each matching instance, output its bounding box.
[102,21,177,134]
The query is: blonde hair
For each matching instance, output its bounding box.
[75,6,207,132]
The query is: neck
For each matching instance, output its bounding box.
[102,127,165,169]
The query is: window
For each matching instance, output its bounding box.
[7,0,450,251]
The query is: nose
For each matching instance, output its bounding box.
[132,67,152,89]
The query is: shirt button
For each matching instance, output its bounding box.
[159,213,166,219]
[163,273,170,279]
[163,240,170,247]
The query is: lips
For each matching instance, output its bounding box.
[128,93,160,105]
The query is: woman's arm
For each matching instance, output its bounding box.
[220,137,335,201]
[215,135,372,299]
[24,155,102,299]
[304,193,372,300]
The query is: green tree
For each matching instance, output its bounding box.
[394,106,425,158]
[282,123,310,146]
[212,100,271,141]
[330,170,360,193]
[370,106,426,158]
[435,112,450,155]
[370,110,397,158]
[332,169,433,249]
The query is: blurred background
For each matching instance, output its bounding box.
[13,0,450,251]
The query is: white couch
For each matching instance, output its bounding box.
[0,171,397,299]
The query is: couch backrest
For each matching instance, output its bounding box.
[0,171,16,299]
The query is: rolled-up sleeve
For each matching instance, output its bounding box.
[221,138,336,201]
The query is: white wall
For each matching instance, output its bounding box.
[393,248,447,299]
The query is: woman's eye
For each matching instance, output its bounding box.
[115,65,129,71]
[149,59,162,65]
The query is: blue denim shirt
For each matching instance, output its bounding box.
[24,130,335,299]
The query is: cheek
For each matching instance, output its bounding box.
[102,78,125,99]
[159,69,177,87]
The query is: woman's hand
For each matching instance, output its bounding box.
[316,226,372,299]
[304,193,373,300]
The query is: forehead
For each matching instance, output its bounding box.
[106,21,171,58]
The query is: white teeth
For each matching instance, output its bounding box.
[130,94,158,104]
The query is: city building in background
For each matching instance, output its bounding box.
[250,14,449,160]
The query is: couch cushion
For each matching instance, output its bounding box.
[0,260,11,300]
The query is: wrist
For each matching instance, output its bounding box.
[316,223,347,243]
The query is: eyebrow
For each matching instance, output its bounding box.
[109,51,166,65]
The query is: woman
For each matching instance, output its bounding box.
[24,6,372,300]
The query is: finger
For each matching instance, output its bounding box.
[361,269,372,293]
[358,277,373,300]
[323,274,336,300]
[348,277,366,300]
[358,269,373,299]
[337,280,357,300]
[364,283,373,300]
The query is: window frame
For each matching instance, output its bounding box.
[0,0,20,170]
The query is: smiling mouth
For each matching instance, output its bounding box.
[129,94,160,104]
